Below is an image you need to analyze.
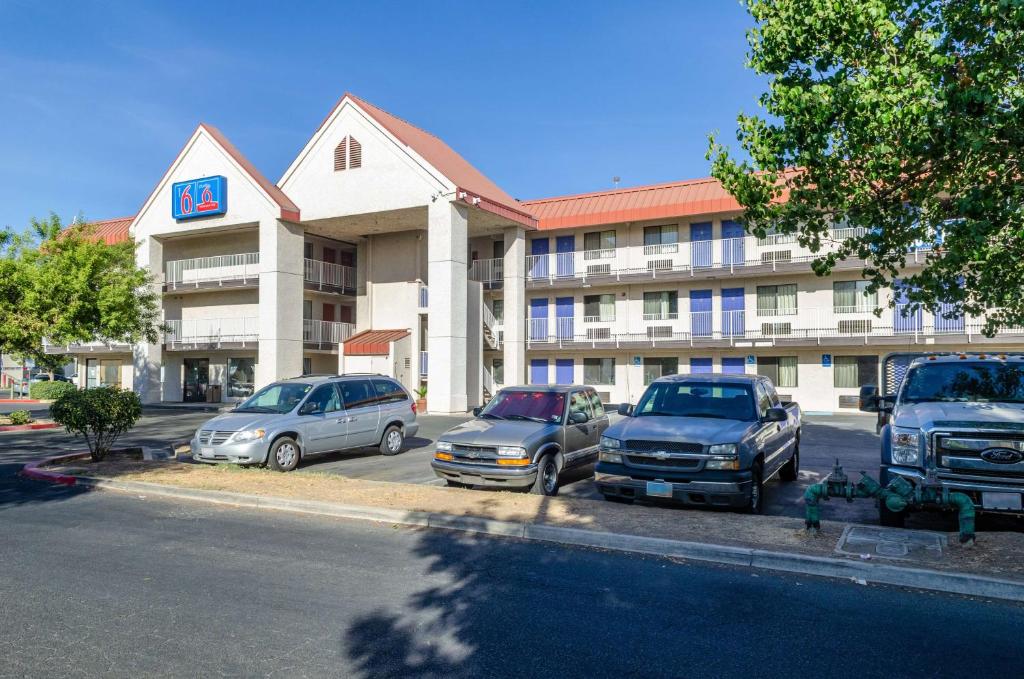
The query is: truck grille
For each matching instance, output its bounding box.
[624,455,701,470]
[453,444,497,456]
[624,440,703,454]
[198,430,235,445]
[935,432,1024,478]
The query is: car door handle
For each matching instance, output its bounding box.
[337,417,353,423]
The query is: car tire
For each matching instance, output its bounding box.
[779,439,799,482]
[530,454,560,496]
[267,437,300,472]
[879,502,906,528]
[379,425,404,456]
[743,462,764,514]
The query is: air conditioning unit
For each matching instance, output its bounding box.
[838,319,873,334]
[761,250,792,263]
[586,327,611,340]
[586,264,612,275]
[761,322,792,336]
[647,326,673,339]
[647,259,672,271]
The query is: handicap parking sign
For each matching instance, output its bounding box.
[822,353,832,367]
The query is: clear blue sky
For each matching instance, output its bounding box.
[0,0,762,229]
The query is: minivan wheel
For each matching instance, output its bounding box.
[780,439,799,482]
[379,425,404,456]
[530,455,560,496]
[267,437,300,472]
[743,463,764,514]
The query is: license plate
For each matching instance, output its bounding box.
[200,447,214,457]
[646,481,673,498]
[982,492,1022,511]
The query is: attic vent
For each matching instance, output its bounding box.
[334,136,362,172]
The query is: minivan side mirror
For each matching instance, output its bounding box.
[299,401,318,416]
[859,385,880,412]
[617,403,633,416]
[570,411,589,425]
[764,407,787,423]
[472,406,483,417]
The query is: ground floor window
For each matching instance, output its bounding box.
[583,358,615,385]
[643,357,678,385]
[834,355,879,388]
[86,359,122,389]
[302,357,313,376]
[491,358,504,385]
[757,356,798,388]
[227,358,256,398]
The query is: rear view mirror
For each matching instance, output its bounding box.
[299,401,318,416]
[859,385,879,412]
[616,403,633,416]
[472,407,483,417]
[764,407,787,423]
[570,411,589,425]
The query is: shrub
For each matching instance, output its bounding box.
[29,380,76,401]
[50,387,142,461]
[8,410,32,425]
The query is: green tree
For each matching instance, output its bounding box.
[50,387,142,461]
[0,213,161,360]
[709,0,1024,334]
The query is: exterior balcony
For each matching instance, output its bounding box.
[163,253,260,293]
[523,306,1023,350]
[42,338,134,355]
[468,258,504,289]
[303,319,356,351]
[469,229,936,290]
[304,258,356,296]
[164,317,259,350]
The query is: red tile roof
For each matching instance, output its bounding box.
[311,94,535,228]
[521,177,745,230]
[70,216,135,244]
[343,329,410,356]
[199,123,301,222]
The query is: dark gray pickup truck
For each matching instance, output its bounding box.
[431,385,609,496]
[595,374,801,513]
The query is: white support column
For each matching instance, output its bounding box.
[502,225,526,386]
[427,200,469,414]
[257,218,304,387]
[133,235,163,403]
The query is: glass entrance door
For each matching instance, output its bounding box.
[183,358,210,403]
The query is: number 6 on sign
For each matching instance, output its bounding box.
[172,176,227,220]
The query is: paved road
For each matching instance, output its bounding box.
[1,470,1021,678]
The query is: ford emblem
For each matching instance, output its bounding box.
[980,448,1024,464]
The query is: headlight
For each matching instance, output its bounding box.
[599,451,623,464]
[600,436,621,450]
[436,441,453,452]
[231,428,265,443]
[497,445,526,457]
[891,428,920,465]
[708,443,737,457]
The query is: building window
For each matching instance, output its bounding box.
[643,224,677,246]
[303,300,313,320]
[833,281,877,313]
[227,358,256,398]
[304,242,314,259]
[757,356,798,388]
[643,291,678,320]
[583,294,615,322]
[834,355,879,388]
[492,299,504,324]
[302,357,312,376]
[643,357,678,385]
[583,230,616,258]
[756,284,797,316]
[583,358,615,385]
[492,359,504,385]
[334,136,362,171]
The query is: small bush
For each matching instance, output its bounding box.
[50,387,142,461]
[8,410,32,425]
[30,380,76,401]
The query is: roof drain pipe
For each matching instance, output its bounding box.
[804,461,975,546]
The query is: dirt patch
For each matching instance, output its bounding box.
[52,455,1024,580]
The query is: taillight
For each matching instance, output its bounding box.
[411,401,417,414]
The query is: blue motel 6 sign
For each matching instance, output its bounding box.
[172,176,227,220]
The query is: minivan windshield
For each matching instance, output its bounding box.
[479,390,566,424]
[235,382,313,414]
[635,382,756,421]
[901,362,1024,404]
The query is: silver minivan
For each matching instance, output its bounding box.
[191,374,419,471]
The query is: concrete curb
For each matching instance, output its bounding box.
[0,422,60,433]
[23,468,1022,603]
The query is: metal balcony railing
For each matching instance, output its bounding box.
[304,259,356,291]
[164,318,259,347]
[469,258,504,284]
[165,253,259,288]
[418,285,429,309]
[419,351,428,378]
[302,320,355,347]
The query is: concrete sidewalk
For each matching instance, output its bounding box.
[26,452,1024,603]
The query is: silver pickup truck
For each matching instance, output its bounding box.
[596,374,801,513]
[431,385,609,495]
[860,352,1024,525]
